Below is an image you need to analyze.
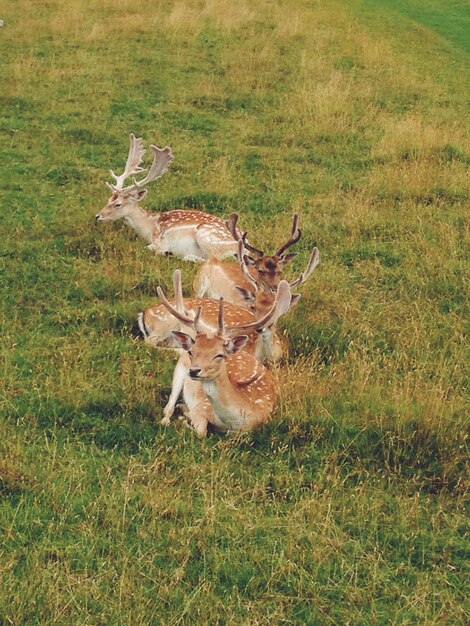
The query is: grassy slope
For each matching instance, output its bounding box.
[0,0,468,623]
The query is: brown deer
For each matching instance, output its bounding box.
[138,269,297,424]
[96,134,240,261]
[137,267,301,364]
[193,213,302,302]
[157,281,292,437]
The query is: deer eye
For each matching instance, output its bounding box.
[187,350,192,357]
[213,354,224,360]
[258,269,265,274]
[114,201,122,208]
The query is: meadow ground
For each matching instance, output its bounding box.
[0,0,468,623]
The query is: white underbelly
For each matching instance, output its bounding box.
[162,227,203,258]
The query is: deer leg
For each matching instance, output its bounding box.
[162,354,189,425]
[186,402,209,438]
[182,254,206,262]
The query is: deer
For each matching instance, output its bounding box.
[137,268,298,423]
[156,280,293,437]
[193,213,303,303]
[95,134,240,261]
[138,234,318,359]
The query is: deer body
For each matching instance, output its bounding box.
[181,347,275,436]
[193,257,255,302]
[155,275,293,435]
[149,210,237,261]
[96,134,238,261]
[139,291,284,425]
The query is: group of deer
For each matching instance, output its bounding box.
[96,134,319,437]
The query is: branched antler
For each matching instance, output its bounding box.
[289,247,319,288]
[108,134,146,191]
[130,145,172,190]
[226,213,264,256]
[157,284,204,334]
[107,134,172,192]
[274,213,301,256]
[236,239,259,291]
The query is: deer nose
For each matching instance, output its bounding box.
[95,213,102,221]
[189,368,202,379]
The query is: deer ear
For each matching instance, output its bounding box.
[279,252,296,266]
[136,189,148,201]
[290,293,301,308]
[234,285,255,302]
[225,335,249,355]
[171,331,195,351]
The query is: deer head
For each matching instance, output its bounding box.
[233,239,319,318]
[96,133,172,221]
[227,214,302,292]
[158,278,292,381]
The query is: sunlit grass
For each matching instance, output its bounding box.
[0,0,469,623]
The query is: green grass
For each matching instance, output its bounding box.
[359,0,470,57]
[0,0,469,623]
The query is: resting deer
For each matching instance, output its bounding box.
[96,134,240,261]
[137,267,300,363]
[138,269,296,424]
[193,213,302,302]
[157,280,292,437]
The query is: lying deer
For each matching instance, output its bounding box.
[137,268,299,363]
[138,269,297,424]
[96,134,240,261]
[157,280,292,436]
[193,213,302,302]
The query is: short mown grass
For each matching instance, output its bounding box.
[0,0,468,623]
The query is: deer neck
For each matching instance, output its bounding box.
[254,327,281,363]
[201,365,241,420]
[124,205,158,244]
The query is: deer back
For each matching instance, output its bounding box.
[138,297,258,352]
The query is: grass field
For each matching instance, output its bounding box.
[0,0,469,623]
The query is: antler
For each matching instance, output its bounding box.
[242,232,265,257]
[107,135,172,192]
[173,269,185,315]
[131,144,173,189]
[157,284,204,334]
[158,271,219,336]
[274,213,301,256]
[289,246,319,288]
[224,280,292,338]
[225,213,241,240]
[108,133,146,191]
[217,298,225,336]
[237,239,259,291]
[226,213,264,256]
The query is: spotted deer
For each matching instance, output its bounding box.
[138,269,295,424]
[193,213,302,302]
[96,134,240,261]
[157,280,292,437]
[137,267,299,364]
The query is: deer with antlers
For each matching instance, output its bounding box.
[96,134,240,261]
[193,213,310,303]
[137,260,307,364]
[155,279,292,437]
[138,268,297,423]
